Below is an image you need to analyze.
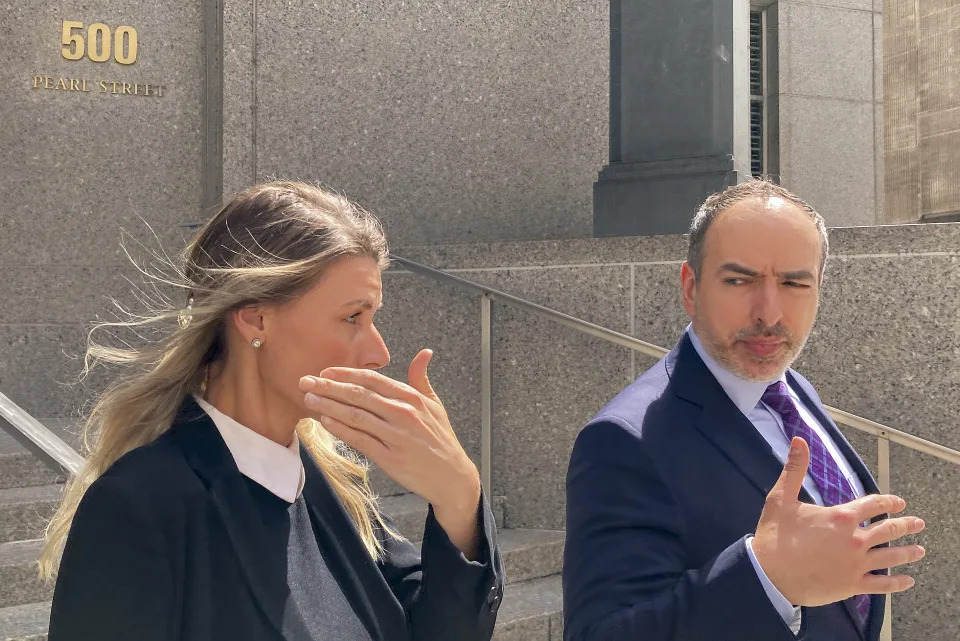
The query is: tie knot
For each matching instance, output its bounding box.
[761,380,791,406]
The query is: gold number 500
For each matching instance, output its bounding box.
[61,21,138,65]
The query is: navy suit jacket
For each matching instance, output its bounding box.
[563,334,884,641]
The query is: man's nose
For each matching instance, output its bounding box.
[753,281,784,328]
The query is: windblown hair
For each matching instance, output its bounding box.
[687,179,830,281]
[40,180,397,580]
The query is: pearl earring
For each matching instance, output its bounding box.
[251,338,263,349]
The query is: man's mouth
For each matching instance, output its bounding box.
[740,339,784,358]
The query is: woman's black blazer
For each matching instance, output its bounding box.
[48,396,504,641]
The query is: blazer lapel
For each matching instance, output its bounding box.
[669,335,816,504]
[786,373,880,496]
[787,374,885,640]
[171,397,289,638]
[299,448,406,641]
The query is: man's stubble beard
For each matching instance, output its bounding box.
[694,313,811,383]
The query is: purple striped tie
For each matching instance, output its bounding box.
[762,381,871,630]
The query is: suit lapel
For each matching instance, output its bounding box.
[299,448,405,641]
[171,397,289,638]
[786,373,880,496]
[669,336,816,504]
[787,374,884,640]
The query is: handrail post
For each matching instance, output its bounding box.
[480,294,492,499]
[878,436,893,641]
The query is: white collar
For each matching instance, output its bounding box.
[686,325,788,415]
[194,395,305,503]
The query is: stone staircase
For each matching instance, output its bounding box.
[0,426,564,641]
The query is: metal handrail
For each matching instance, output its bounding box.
[0,391,84,476]
[390,254,960,488]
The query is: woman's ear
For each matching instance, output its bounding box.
[233,305,266,344]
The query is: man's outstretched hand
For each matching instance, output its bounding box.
[751,437,926,607]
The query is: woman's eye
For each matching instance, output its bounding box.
[346,313,361,325]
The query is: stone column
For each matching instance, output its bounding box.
[593,0,752,236]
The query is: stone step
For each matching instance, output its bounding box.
[493,574,563,641]
[0,542,50,609]
[0,421,76,491]
[0,601,48,641]
[497,528,564,585]
[0,487,60,545]
[0,456,60,494]
[379,492,505,542]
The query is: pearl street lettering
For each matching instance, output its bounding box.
[28,21,165,98]
[31,75,165,97]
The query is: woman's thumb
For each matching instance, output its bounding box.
[408,348,439,402]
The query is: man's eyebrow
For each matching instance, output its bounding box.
[778,269,815,281]
[717,263,815,281]
[718,263,759,277]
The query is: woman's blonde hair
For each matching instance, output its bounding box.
[40,180,397,580]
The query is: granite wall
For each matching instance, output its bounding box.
[0,1,206,419]
[385,222,960,639]
[884,0,960,224]
[221,0,608,245]
[763,0,884,226]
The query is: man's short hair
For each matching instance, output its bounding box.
[687,180,829,280]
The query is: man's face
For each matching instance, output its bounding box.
[681,197,823,382]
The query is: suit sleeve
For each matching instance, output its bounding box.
[377,491,504,641]
[48,475,175,641]
[563,418,803,641]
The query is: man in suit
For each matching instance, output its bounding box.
[563,181,927,641]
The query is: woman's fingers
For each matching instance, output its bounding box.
[305,393,404,446]
[303,375,424,425]
[318,415,390,463]
[306,368,422,405]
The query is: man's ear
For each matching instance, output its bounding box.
[681,261,697,318]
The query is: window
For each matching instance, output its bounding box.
[749,9,766,178]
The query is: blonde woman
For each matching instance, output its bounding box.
[40,181,504,641]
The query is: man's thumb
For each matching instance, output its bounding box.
[774,437,810,501]
[407,348,440,402]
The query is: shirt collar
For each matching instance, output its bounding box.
[194,395,305,503]
[686,325,786,416]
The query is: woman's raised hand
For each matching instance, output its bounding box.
[300,349,482,556]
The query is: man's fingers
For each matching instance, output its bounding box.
[858,572,917,595]
[864,544,926,573]
[862,516,926,547]
[318,415,389,462]
[850,494,908,523]
[770,437,810,503]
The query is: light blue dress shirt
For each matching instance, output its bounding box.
[687,327,866,634]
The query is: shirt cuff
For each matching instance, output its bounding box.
[745,536,802,635]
